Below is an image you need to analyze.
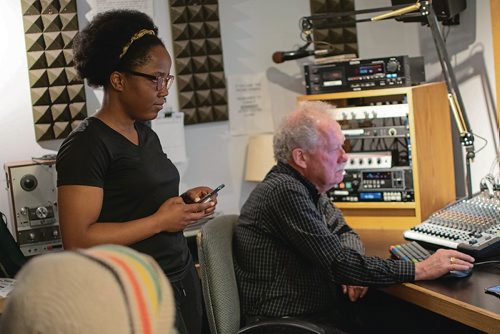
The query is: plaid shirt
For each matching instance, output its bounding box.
[234,162,415,318]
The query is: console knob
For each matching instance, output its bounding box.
[388,127,397,136]
[29,232,36,241]
[20,174,38,192]
[386,59,400,73]
[20,207,28,215]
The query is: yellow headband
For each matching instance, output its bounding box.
[119,29,156,59]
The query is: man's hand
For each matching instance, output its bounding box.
[415,249,474,280]
[342,285,368,302]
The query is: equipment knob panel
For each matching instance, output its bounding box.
[35,206,49,219]
[386,59,400,73]
[20,174,38,192]
[388,128,397,136]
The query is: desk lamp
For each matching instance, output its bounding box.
[245,134,275,182]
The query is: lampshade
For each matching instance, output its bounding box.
[244,134,275,182]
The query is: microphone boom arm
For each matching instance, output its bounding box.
[299,0,476,198]
[422,1,475,198]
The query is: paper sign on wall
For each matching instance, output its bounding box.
[228,73,274,136]
[87,0,154,20]
[152,112,187,163]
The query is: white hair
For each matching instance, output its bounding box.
[273,100,337,163]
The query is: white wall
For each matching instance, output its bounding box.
[0,0,498,222]
[179,0,311,213]
[0,0,310,219]
[0,2,61,219]
[355,0,499,197]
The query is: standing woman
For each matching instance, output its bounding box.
[56,10,215,334]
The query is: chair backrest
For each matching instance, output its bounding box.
[197,214,240,334]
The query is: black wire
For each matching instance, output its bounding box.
[443,23,451,42]
[472,132,489,155]
[32,154,57,160]
[31,154,57,166]
[1,211,7,226]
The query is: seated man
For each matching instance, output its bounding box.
[233,101,474,333]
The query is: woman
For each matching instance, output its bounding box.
[56,10,215,334]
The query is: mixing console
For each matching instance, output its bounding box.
[404,192,500,258]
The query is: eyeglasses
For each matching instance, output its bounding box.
[123,70,175,92]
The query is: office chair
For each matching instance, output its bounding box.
[0,212,27,278]
[197,214,326,334]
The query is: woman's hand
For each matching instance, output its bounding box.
[180,186,218,215]
[181,186,214,203]
[155,196,215,232]
[184,186,218,215]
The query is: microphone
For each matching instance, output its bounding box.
[272,49,329,64]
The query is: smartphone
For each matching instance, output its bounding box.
[484,285,500,298]
[197,184,225,203]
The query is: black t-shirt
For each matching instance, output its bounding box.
[56,117,190,281]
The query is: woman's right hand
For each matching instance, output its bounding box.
[155,196,215,232]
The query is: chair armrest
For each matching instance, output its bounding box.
[239,318,327,334]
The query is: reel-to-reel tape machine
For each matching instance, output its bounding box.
[4,160,62,257]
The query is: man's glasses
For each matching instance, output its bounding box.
[123,70,175,92]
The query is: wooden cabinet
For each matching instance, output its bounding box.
[297,82,456,229]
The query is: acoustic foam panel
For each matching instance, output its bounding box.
[169,0,228,125]
[21,0,87,141]
[309,0,358,57]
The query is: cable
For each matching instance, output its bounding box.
[32,154,57,160]
[0,211,13,276]
[299,17,313,43]
[311,40,339,53]
[443,24,451,42]
[472,132,488,155]
[474,260,500,266]
[488,154,500,175]
[1,211,7,227]
[31,154,57,166]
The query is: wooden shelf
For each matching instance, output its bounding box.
[336,202,416,209]
[297,85,421,101]
[298,82,456,229]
